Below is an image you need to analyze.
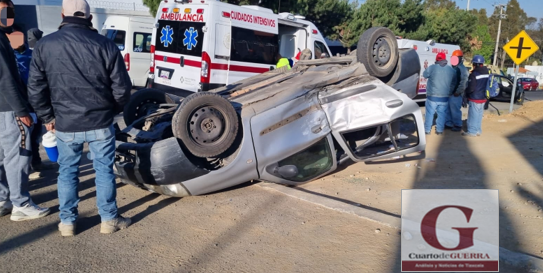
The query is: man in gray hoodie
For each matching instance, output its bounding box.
[422,52,457,135]
[0,0,50,220]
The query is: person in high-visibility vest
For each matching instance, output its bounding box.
[275,53,291,70]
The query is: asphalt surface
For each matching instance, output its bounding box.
[0,91,541,273]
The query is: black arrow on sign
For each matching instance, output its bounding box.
[510,37,531,58]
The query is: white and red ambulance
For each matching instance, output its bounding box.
[147,0,332,95]
[396,38,461,102]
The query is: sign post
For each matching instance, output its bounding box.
[503,30,539,113]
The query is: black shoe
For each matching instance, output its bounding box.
[436,132,443,135]
[451,126,462,132]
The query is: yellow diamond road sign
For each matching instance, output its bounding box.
[503,30,539,65]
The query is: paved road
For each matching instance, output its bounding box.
[2,91,540,273]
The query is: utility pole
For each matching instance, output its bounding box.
[467,0,470,11]
[493,4,507,66]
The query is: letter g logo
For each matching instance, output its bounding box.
[421,206,478,251]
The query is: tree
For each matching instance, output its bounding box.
[341,0,424,47]
[142,0,161,16]
[469,25,494,62]
[489,0,534,67]
[424,0,456,10]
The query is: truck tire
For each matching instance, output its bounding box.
[357,27,399,78]
[123,89,168,126]
[172,92,239,158]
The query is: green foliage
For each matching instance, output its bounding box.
[142,0,161,17]
[470,25,494,62]
[415,7,476,49]
[341,0,425,47]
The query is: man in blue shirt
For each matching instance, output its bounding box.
[13,26,50,173]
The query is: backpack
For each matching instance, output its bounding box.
[486,74,500,99]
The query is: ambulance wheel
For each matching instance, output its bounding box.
[357,27,399,78]
[172,92,239,158]
[123,89,168,126]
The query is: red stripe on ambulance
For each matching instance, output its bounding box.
[155,54,270,74]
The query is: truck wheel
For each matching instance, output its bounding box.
[357,27,399,78]
[172,92,239,158]
[123,89,168,126]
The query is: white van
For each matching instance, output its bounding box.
[147,0,332,94]
[396,38,461,102]
[101,16,155,88]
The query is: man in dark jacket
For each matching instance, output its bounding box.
[28,0,132,236]
[27,28,43,50]
[0,0,50,221]
[422,52,457,135]
[462,55,488,137]
[445,50,468,132]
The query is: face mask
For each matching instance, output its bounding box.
[7,31,23,49]
[0,6,14,27]
[450,56,460,66]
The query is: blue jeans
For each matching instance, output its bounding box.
[56,125,118,224]
[466,101,484,135]
[446,95,463,128]
[424,100,449,133]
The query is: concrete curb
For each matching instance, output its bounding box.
[259,183,543,272]
[259,183,401,228]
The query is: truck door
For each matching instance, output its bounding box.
[214,23,232,85]
[153,19,206,93]
[251,95,336,186]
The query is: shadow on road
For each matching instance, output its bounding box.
[388,124,523,272]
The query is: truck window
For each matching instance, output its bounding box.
[279,34,296,59]
[102,29,126,51]
[133,32,152,53]
[155,20,205,57]
[231,27,278,65]
[314,41,330,59]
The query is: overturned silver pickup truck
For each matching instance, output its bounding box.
[114,27,426,197]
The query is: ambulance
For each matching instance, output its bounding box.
[147,0,332,95]
[396,38,461,102]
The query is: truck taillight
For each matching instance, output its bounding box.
[124,53,130,71]
[150,45,155,74]
[201,51,211,84]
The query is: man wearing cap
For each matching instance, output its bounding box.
[0,0,50,221]
[27,28,43,50]
[422,52,457,135]
[27,0,132,236]
[445,50,469,132]
[462,55,488,137]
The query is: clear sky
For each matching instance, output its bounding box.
[453,0,542,20]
